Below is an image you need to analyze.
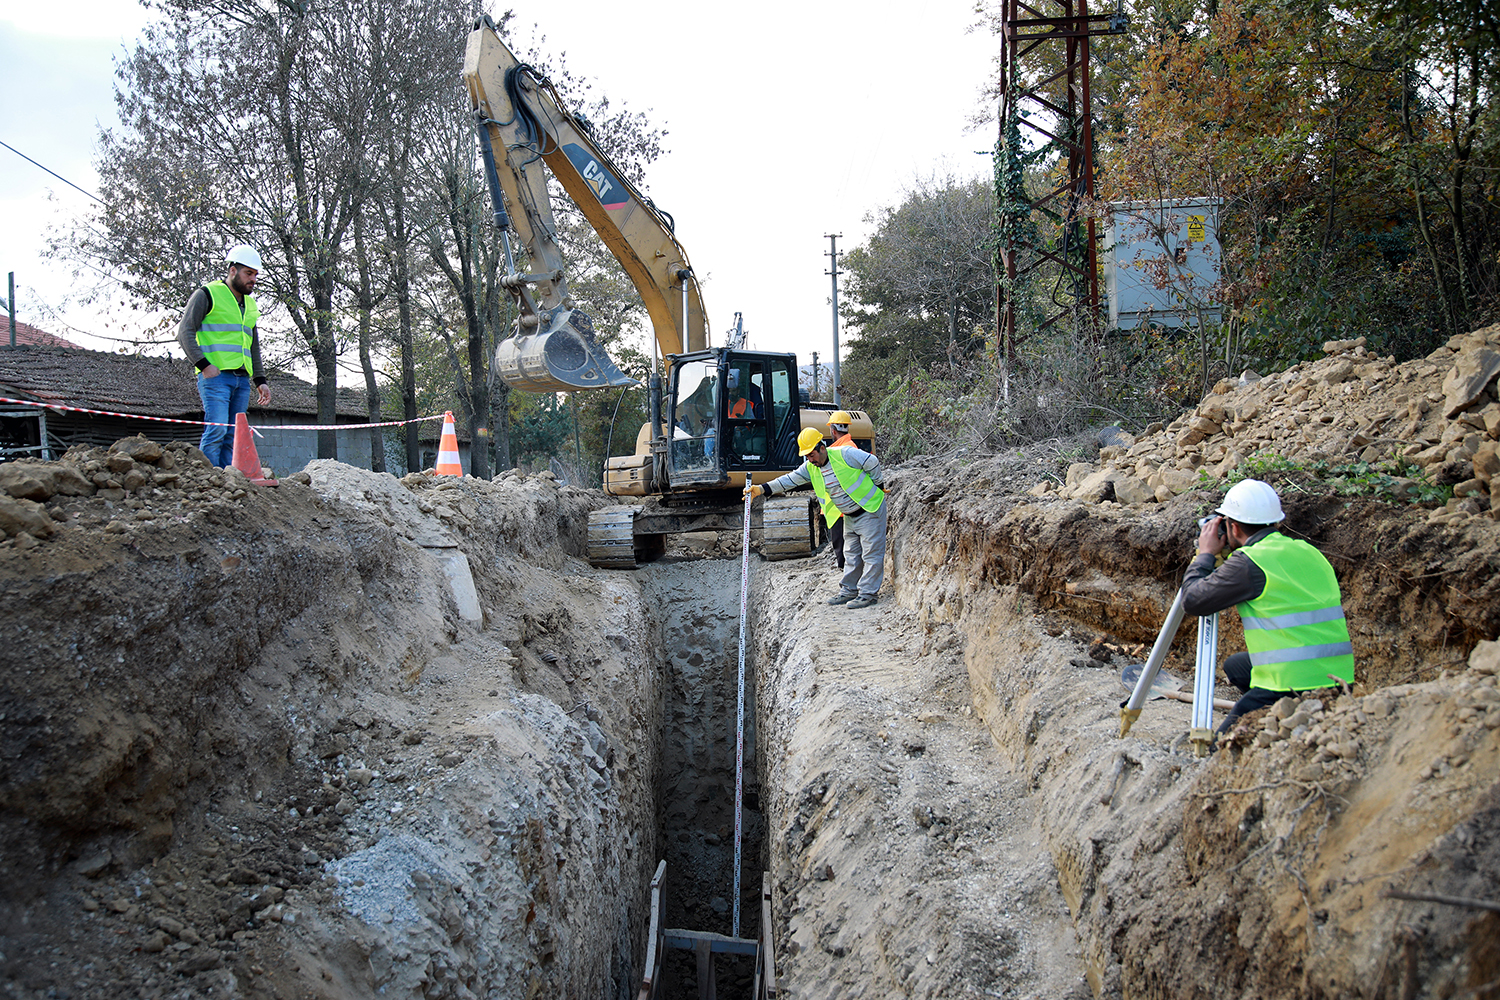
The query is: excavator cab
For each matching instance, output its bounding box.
[666,350,802,489]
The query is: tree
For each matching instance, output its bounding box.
[839,173,994,407]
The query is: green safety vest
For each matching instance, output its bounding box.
[196,281,259,376]
[1237,533,1355,691]
[809,447,883,525]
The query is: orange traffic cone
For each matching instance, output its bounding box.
[231,412,277,485]
[435,411,462,476]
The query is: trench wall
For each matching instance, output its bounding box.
[882,481,1500,1000]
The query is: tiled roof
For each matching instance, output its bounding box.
[0,344,368,419]
[0,320,84,349]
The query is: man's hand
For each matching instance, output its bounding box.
[749,484,765,500]
[201,364,221,378]
[1197,515,1227,556]
[256,384,272,406]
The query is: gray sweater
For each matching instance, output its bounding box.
[765,446,883,515]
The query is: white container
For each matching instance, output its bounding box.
[1103,198,1223,330]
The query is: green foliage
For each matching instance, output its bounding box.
[840,173,994,407]
[1103,0,1499,374]
[1195,451,1454,505]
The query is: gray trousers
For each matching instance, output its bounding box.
[837,501,888,599]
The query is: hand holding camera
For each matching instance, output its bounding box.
[1196,515,1228,556]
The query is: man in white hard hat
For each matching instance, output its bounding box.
[1183,479,1355,733]
[177,245,272,467]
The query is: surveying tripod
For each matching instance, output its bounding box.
[1119,589,1221,756]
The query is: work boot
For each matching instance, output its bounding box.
[827,593,856,606]
[845,596,878,610]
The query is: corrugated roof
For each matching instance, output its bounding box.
[0,344,367,419]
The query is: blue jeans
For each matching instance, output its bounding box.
[198,371,251,467]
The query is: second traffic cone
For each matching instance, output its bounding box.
[435,411,462,476]
[231,412,277,485]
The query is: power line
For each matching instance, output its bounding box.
[0,138,104,204]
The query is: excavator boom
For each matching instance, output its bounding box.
[463,18,708,391]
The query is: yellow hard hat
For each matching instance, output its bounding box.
[827,410,852,426]
[797,427,826,455]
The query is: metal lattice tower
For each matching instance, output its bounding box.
[995,0,1126,364]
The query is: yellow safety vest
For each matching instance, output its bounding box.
[196,281,258,376]
[809,447,883,525]
[1238,533,1355,691]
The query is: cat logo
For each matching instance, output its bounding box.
[563,143,628,211]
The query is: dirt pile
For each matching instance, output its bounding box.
[1,451,662,999]
[1043,323,1500,526]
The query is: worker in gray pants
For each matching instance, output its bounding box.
[752,427,887,609]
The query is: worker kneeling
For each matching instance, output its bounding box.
[1182,479,1355,733]
[751,427,887,610]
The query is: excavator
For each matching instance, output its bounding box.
[463,17,873,569]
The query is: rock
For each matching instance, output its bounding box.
[121,468,150,492]
[74,851,112,878]
[0,464,51,501]
[1442,348,1500,418]
[1113,475,1154,506]
[154,915,186,937]
[1322,360,1356,385]
[110,434,164,464]
[1472,442,1499,485]
[334,796,357,816]
[1065,462,1095,486]
[141,931,171,953]
[105,452,136,474]
[1323,336,1367,355]
[0,496,56,539]
[1470,640,1500,676]
[178,949,224,973]
[1070,469,1118,502]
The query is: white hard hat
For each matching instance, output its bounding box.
[227,244,263,270]
[1216,479,1284,524]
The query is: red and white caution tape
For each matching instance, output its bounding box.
[0,395,445,434]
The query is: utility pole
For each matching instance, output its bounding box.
[810,351,820,397]
[6,273,15,348]
[824,235,842,407]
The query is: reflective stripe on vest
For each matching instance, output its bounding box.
[1237,533,1355,691]
[809,447,883,525]
[196,281,258,376]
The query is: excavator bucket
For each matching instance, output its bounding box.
[494,308,640,393]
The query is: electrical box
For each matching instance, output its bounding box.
[1103,198,1223,330]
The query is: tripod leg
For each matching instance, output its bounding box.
[1190,612,1219,756]
[1121,588,1188,737]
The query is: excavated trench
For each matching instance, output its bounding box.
[638,559,767,996]
[3,454,1498,1000]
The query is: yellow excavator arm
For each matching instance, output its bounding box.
[463,17,708,392]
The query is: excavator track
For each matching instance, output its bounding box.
[587,507,665,569]
[759,497,818,561]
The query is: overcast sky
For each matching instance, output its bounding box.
[1,1,998,365]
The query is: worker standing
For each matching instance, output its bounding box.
[752,427,887,609]
[825,411,855,570]
[1182,479,1355,733]
[177,245,272,467]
